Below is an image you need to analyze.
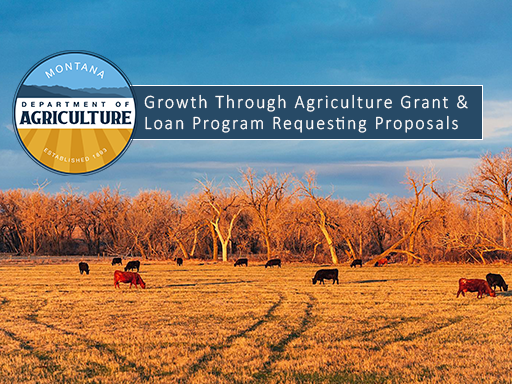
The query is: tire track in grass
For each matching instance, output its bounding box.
[0,326,65,381]
[251,291,317,383]
[0,297,9,308]
[184,291,285,378]
[0,296,122,381]
[20,303,152,381]
[247,291,482,382]
[333,309,463,352]
[382,300,509,349]
[0,297,66,379]
[364,300,506,351]
[368,316,465,351]
[342,316,425,342]
[25,291,284,381]
[249,294,450,382]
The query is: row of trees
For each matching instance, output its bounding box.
[2,149,512,264]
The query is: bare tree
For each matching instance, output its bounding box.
[129,190,174,259]
[296,171,339,264]
[198,179,242,262]
[459,149,512,262]
[167,196,202,260]
[20,180,51,256]
[45,185,82,255]
[0,190,26,254]
[77,194,105,256]
[89,187,129,256]
[368,167,442,264]
[5,153,512,264]
[235,168,292,260]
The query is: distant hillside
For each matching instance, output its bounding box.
[17,85,132,98]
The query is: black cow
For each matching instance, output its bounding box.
[79,262,89,275]
[350,259,363,268]
[124,260,140,272]
[312,269,339,285]
[176,257,183,267]
[234,258,248,267]
[486,273,508,292]
[265,258,281,268]
[112,257,122,266]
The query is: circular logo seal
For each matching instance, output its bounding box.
[13,51,136,174]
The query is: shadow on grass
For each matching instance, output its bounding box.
[351,279,409,284]
[164,280,254,288]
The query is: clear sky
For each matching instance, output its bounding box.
[1,1,511,200]
[23,53,129,89]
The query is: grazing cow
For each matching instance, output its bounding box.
[486,273,508,292]
[176,257,183,267]
[124,260,140,272]
[374,259,388,267]
[374,256,390,267]
[265,258,281,268]
[312,269,339,285]
[79,262,89,275]
[350,259,363,268]
[457,278,496,299]
[234,258,248,267]
[114,271,146,289]
[112,257,122,266]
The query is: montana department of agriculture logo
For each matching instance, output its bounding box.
[13,51,136,174]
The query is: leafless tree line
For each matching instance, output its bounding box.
[2,149,512,264]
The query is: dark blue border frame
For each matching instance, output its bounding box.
[12,50,138,176]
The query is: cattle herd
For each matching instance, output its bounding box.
[77,256,509,298]
[456,274,508,298]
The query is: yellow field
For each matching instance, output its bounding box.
[0,262,510,384]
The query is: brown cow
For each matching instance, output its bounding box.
[114,270,146,289]
[457,278,495,299]
[374,258,388,267]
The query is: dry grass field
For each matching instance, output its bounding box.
[0,261,510,384]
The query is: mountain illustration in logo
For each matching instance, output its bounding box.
[17,85,132,98]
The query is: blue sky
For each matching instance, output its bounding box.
[1,1,512,200]
[24,53,129,89]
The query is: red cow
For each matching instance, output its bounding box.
[114,270,146,289]
[374,258,388,267]
[457,278,495,299]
